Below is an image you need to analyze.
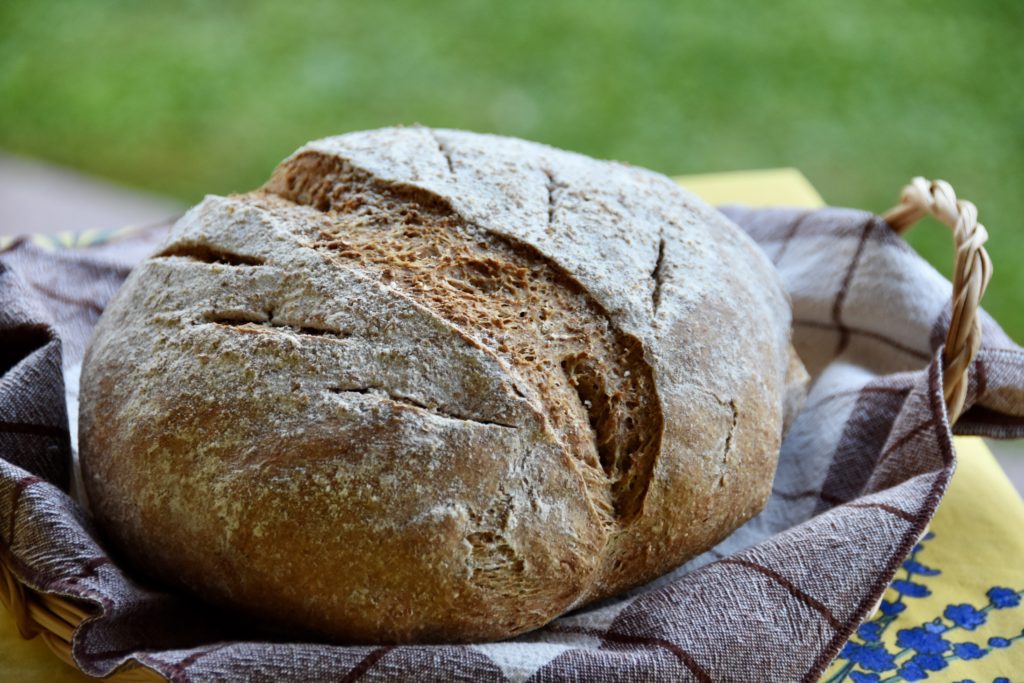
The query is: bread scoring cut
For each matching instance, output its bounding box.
[265,152,663,528]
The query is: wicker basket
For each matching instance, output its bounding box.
[0,178,993,681]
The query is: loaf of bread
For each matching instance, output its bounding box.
[79,127,802,643]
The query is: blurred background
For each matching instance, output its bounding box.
[1,1,1022,483]
[3,1,1022,326]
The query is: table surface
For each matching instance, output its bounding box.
[1,168,1021,682]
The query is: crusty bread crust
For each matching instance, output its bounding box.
[79,127,795,643]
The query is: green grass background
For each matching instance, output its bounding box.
[2,0,1021,339]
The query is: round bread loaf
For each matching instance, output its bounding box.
[80,127,800,644]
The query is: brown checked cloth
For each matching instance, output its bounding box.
[1,205,1023,683]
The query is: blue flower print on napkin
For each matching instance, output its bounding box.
[824,532,1023,682]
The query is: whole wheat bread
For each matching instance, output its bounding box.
[79,127,801,643]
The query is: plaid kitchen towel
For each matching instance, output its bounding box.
[1,202,1023,683]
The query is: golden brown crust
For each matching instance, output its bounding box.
[79,127,798,643]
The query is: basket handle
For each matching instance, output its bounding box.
[881,177,993,423]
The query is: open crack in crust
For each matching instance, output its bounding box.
[264,152,665,533]
[257,152,667,614]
